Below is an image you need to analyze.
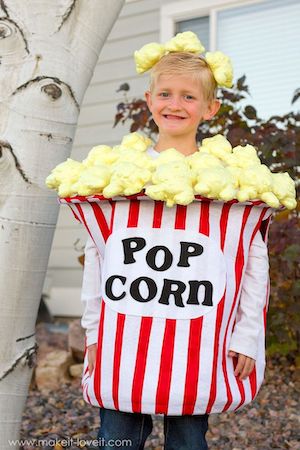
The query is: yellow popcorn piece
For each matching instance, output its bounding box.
[270,172,297,210]
[115,149,155,171]
[82,145,118,167]
[165,31,205,54]
[45,158,84,197]
[119,132,153,152]
[194,167,237,201]
[146,160,194,207]
[152,148,185,167]
[134,43,165,74]
[205,51,234,88]
[236,165,271,202]
[231,144,261,168]
[200,134,233,165]
[73,165,111,196]
[103,161,152,198]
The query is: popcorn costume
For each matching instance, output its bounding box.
[46,32,296,416]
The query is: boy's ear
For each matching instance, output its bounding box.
[145,90,152,111]
[203,99,221,120]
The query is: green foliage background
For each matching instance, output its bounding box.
[114,77,300,360]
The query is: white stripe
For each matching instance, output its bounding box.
[100,304,118,410]
[141,317,166,414]
[167,319,190,415]
[118,315,142,412]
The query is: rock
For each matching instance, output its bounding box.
[35,349,74,391]
[68,319,85,362]
[69,363,84,378]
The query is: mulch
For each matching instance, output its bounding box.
[20,320,300,450]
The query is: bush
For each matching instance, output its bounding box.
[114,77,300,359]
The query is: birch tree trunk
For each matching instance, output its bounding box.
[0,0,125,446]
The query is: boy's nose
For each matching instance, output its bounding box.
[168,96,182,110]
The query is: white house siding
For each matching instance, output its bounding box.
[45,0,177,316]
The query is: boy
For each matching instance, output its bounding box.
[81,33,269,449]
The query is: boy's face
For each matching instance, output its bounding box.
[145,74,219,141]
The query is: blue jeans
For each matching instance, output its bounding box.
[96,408,209,449]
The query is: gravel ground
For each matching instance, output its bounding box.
[19,320,300,450]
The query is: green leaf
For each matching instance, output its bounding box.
[283,244,300,262]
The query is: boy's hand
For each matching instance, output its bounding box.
[228,350,255,380]
[87,343,97,375]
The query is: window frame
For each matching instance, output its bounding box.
[160,0,265,50]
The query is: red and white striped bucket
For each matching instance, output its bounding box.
[59,193,273,415]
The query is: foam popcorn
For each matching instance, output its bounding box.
[205,51,234,88]
[152,148,185,166]
[134,43,165,74]
[164,31,205,54]
[199,134,233,165]
[268,172,297,210]
[72,165,111,196]
[231,144,261,168]
[82,145,118,167]
[103,161,152,198]
[194,167,237,201]
[119,132,153,152]
[146,160,194,207]
[45,158,84,198]
[236,164,274,203]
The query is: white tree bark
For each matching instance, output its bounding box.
[0,0,125,446]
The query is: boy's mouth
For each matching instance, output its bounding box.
[163,114,186,120]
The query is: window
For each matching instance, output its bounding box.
[161,0,300,119]
[176,17,210,51]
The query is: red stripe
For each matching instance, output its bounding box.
[131,317,153,412]
[199,200,210,235]
[206,203,231,413]
[249,207,269,246]
[94,301,106,407]
[174,205,187,229]
[152,201,164,228]
[233,359,246,411]
[90,202,111,242]
[249,364,257,399]
[222,205,252,412]
[182,317,203,414]
[74,203,95,243]
[127,200,140,227]
[182,202,210,414]
[86,382,92,404]
[155,319,176,414]
[112,313,126,410]
[65,200,81,223]
[109,201,116,233]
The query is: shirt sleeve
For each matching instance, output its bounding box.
[228,228,269,360]
[81,236,102,347]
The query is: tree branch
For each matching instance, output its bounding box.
[0,140,32,184]
[0,0,9,17]
[0,343,38,381]
[56,0,78,32]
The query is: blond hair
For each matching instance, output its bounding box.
[149,52,217,103]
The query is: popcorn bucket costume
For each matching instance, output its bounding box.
[46,32,296,416]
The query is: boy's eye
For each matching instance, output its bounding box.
[159,92,169,97]
[185,95,194,100]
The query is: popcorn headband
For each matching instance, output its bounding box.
[134,31,233,88]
